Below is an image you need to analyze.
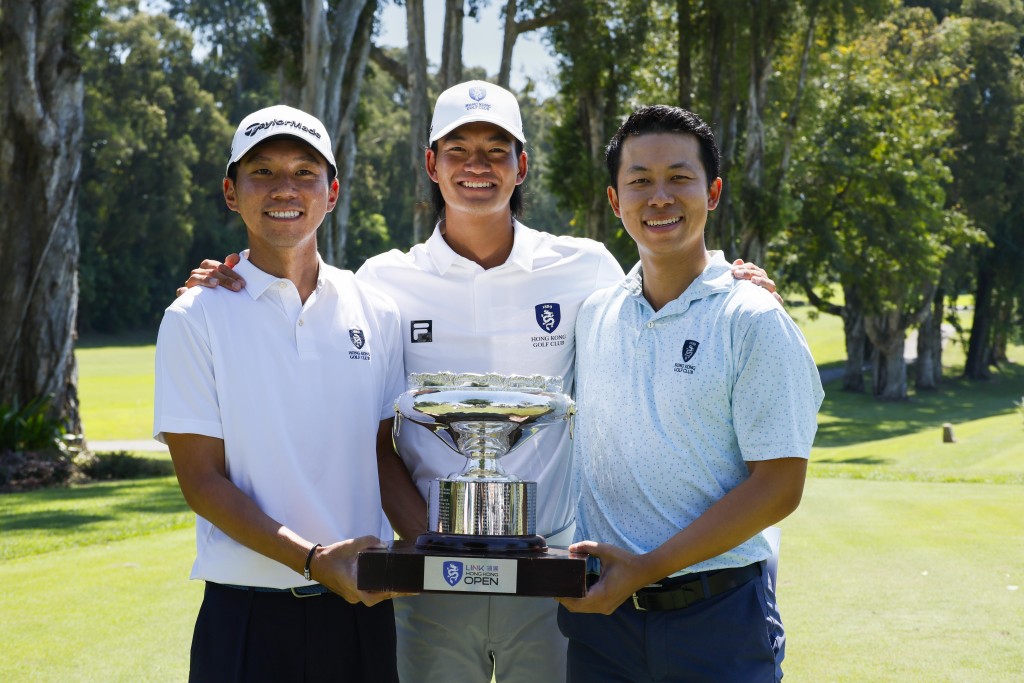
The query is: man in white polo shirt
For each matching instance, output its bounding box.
[557,105,824,682]
[178,85,782,682]
[154,105,408,682]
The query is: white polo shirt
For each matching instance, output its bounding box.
[356,220,624,537]
[154,252,405,588]
[573,252,824,572]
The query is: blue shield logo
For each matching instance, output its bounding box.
[682,340,700,362]
[535,303,561,334]
[349,328,365,349]
[443,561,463,587]
[469,86,486,102]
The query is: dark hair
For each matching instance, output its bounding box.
[605,105,720,190]
[429,140,525,223]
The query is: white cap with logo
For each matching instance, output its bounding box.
[429,80,526,145]
[226,104,337,178]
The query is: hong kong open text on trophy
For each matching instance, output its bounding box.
[357,372,589,598]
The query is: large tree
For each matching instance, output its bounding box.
[0,0,97,436]
[783,7,981,400]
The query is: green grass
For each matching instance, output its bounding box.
[8,324,1017,680]
[0,526,201,682]
[0,470,190,561]
[780,477,1024,682]
[76,333,157,441]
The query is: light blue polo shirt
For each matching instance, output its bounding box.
[572,252,824,574]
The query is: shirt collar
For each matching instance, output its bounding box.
[620,250,735,305]
[426,219,539,274]
[234,249,326,300]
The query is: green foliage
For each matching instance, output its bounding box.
[778,7,984,317]
[0,396,73,492]
[0,395,65,453]
[77,3,235,333]
[81,451,174,480]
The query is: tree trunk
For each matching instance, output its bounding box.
[915,287,944,391]
[776,9,817,191]
[499,0,518,88]
[324,0,375,267]
[866,311,909,401]
[841,306,867,393]
[964,261,994,380]
[581,87,609,244]
[406,0,432,243]
[676,0,692,109]
[0,0,85,437]
[440,0,464,89]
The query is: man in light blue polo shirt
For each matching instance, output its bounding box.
[557,105,824,682]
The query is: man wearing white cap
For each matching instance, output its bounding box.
[180,85,780,682]
[155,105,409,682]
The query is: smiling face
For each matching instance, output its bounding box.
[425,121,527,223]
[608,132,722,262]
[223,137,339,258]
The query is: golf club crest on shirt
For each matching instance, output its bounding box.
[348,328,371,361]
[682,340,700,362]
[349,328,365,349]
[443,560,463,587]
[535,303,561,334]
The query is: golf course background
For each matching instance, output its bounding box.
[1,306,1021,681]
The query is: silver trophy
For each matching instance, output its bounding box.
[394,372,575,553]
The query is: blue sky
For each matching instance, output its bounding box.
[376,1,558,97]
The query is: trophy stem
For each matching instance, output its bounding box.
[451,421,517,478]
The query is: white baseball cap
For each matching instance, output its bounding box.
[429,80,526,145]
[226,104,337,177]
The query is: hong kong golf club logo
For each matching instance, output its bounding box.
[535,303,561,334]
[682,340,700,362]
[443,561,463,587]
[469,87,486,102]
[349,328,365,349]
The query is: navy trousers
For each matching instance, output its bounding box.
[558,568,785,682]
[189,582,398,683]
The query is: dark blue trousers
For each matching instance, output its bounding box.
[558,568,785,682]
[189,582,398,683]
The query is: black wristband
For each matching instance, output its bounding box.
[304,543,322,581]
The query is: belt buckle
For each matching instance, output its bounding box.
[290,586,322,598]
[631,593,646,611]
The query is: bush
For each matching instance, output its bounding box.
[0,396,76,492]
[82,452,174,480]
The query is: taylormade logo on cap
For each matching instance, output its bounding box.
[429,80,526,145]
[227,104,337,178]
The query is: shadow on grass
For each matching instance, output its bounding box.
[816,362,1024,447]
[0,479,188,534]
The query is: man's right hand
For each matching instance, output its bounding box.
[310,536,414,606]
[176,253,245,296]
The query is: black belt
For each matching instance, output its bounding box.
[630,562,762,611]
[217,582,331,598]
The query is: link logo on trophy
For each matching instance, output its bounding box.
[357,372,590,598]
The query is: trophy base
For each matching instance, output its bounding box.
[358,539,588,597]
[415,531,547,553]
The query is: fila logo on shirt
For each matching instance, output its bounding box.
[531,303,566,348]
[348,327,370,361]
[674,339,700,374]
[411,320,433,343]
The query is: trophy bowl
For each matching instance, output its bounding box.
[395,372,574,553]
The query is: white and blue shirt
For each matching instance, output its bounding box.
[573,252,824,573]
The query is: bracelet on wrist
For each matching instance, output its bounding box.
[304,543,322,581]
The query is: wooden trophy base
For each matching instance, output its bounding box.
[357,539,589,597]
